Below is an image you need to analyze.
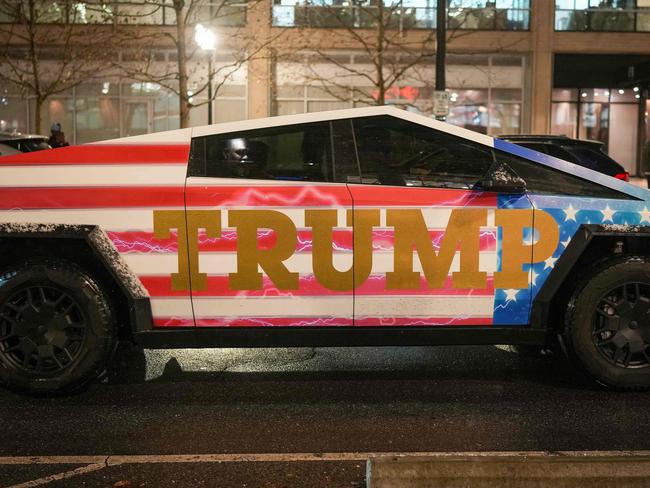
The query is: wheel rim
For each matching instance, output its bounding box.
[0,286,87,375]
[592,282,650,369]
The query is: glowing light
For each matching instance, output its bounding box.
[618,89,625,94]
[195,23,217,51]
[581,92,587,98]
[634,86,640,92]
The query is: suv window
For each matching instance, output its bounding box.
[543,144,578,164]
[189,122,332,181]
[352,116,494,189]
[497,150,630,199]
[563,145,619,172]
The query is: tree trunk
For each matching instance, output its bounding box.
[34,96,44,135]
[375,0,385,105]
[174,1,191,128]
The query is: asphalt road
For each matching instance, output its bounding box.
[2,344,650,487]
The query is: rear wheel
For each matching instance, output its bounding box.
[564,257,650,390]
[0,261,116,394]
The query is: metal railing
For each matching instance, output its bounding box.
[555,8,650,32]
[272,5,530,30]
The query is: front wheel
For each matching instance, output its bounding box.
[564,257,650,390]
[0,261,117,394]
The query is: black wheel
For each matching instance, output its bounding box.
[0,261,116,394]
[564,256,650,390]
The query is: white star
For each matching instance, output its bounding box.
[640,207,650,223]
[601,205,615,222]
[544,256,558,270]
[504,289,519,302]
[561,237,572,248]
[564,204,578,222]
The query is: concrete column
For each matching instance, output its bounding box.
[246,1,272,119]
[530,0,555,134]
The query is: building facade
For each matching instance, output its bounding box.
[0,0,649,173]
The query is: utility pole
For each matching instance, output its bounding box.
[434,0,448,120]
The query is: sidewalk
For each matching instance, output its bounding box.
[367,453,650,488]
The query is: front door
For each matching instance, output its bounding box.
[343,115,537,327]
[184,121,355,327]
[122,100,152,137]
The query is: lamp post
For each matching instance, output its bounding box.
[194,23,217,125]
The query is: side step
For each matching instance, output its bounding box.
[367,454,650,488]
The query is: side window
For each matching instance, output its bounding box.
[352,115,494,189]
[188,122,332,181]
[497,150,629,199]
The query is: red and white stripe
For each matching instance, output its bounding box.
[0,140,498,328]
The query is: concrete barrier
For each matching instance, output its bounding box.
[367,454,650,488]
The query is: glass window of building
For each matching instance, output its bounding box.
[551,87,642,174]
[188,1,248,26]
[275,53,526,136]
[272,0,530,30]
[555,0,650,32]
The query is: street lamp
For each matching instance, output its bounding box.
[194,23,217,125]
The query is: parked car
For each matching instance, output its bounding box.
[498,134,630,181]
[0,132,51,156]
[1,106,650,394]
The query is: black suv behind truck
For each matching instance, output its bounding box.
[499,134,629,181]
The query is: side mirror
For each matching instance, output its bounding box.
[479,161,527,193]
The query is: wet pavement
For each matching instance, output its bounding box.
[1,345,650,487]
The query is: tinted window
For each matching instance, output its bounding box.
[189,122,332,181]
[562,146,622,174]
[352,116,494,189]
[543,144,578,164]
[497,151,630,199]
[514,142,550,155]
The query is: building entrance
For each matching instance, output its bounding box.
[552,54,649,175]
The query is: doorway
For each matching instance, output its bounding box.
[121,99,153,137]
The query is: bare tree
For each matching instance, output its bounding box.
[114,0,281,128]
[282,0,471,110]
[0,0,115,133]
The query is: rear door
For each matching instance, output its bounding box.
[184,121,355,328]
[340,115,539,327]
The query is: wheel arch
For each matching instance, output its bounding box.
[0,223,153,339]
[532,224,650,333]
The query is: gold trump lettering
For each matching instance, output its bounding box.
[494,209,559,289]
[153,209,220,291]
[386,208,487,290]
[228,210,299,290]
[306,209,380,291]
[153,208,560,292]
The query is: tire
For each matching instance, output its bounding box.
[0,260,117,394]
[564,256,650,390]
